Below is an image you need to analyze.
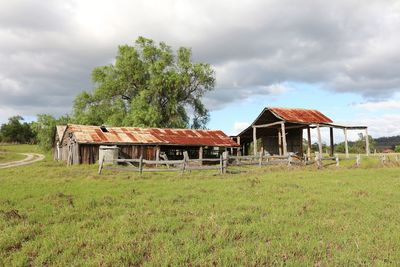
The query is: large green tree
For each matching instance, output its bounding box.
[73,37,215,129]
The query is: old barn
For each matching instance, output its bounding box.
[54,124,239,165]
[232,107,369,159]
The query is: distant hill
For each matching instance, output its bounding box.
[374,135,400,150]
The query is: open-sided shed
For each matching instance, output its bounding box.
[54,124,239,165]
[233,107,368,159]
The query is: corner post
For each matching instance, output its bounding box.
[307,127,312,160]
[329,127,334,157]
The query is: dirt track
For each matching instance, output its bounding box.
[0,153,45,169]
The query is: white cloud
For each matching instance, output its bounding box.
[354,100,400,111]
[260,83,291,95]
[233,121,250,134]
[1,0,400,122]
[357,114,400,138]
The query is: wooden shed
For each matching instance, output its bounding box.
[233,107,369,159]
[54,124,239,165]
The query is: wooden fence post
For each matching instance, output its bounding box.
[139,155,143,175]
[155,146,160,167]
[356,154,361,167]
[223,151,228,174]
[219,154,223,174]
[315,153,321,169]
[287,154,292,167]
[335,154,339,167]
[199,146,203,166]
[184,151,190,173]
[380,155,386,165]
[98,154,105,175]
[259,147,264,167]
[181,151,189,174]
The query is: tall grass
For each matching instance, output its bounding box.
[1,145,400,265]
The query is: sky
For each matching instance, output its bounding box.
[1,0,400,141]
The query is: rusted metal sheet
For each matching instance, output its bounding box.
[66,124,239,147]
[269,107,333,124]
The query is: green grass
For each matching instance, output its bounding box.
[1,145,400,266]
[0,145,33,164]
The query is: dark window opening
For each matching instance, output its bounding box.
[100,126,109,133]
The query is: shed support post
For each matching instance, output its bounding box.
[317,124,323,160]
[307,127,312,160]
[253,126,257,156]
[281,122,287,156]
[344,128,349,159]
[329,127,334,157]
[237,136,241,156]
[199,146,203,165]
[365,128,370,156]
[278,130,282,156]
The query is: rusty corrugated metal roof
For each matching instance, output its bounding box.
[65,124,239,147]
[269,107,333,124]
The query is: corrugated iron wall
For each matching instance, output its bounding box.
[120,145,156,160]
[78,144,157,164]
[79,144,100,164]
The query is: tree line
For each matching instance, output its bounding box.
[305,134,376,154]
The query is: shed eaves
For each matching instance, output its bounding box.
[56,125,67,140]
[66,124,239,147]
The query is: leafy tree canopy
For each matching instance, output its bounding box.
[31,114,70,151]
[73,37,215,129]
[0,116,36,144]
[395,145,400,153]
[334,133,375,154]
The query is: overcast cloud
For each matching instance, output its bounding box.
[1,0,400,122]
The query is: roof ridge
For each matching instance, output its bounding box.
[267,106,320,111]
[64,124,221,132]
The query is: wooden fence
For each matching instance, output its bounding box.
[98,151,400,175]
[98,151,299,175]
[314,153,400,168]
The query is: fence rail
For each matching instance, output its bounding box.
[98,151,400,175]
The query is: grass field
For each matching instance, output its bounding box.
[0,146,28,164]
[1,145,400,266]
